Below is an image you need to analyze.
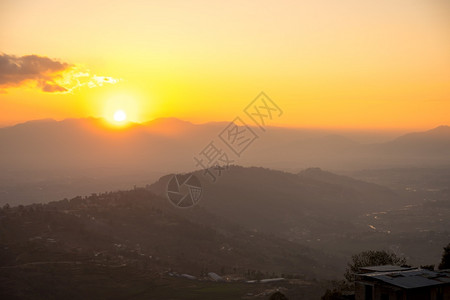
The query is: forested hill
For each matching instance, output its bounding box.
[0,188,341,298]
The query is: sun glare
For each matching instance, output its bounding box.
[101,92,145,126]
[113,110,127,122]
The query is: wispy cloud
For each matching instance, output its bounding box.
[0,53,120,93]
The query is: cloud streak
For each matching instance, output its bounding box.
[0,53,119,93]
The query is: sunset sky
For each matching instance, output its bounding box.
[1,0,449,129]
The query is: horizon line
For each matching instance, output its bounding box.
[0,116,448,133]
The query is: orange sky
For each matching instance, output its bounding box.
[1,0,449,130]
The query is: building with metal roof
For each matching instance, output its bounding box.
[355,267,450,300]
[359,265,415,273]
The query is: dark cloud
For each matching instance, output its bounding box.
[0,53,70,93]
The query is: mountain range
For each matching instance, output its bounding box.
[0,184,341,299]
[2,118,449,171]
[1,118,449,206]
[1,165,449,299]
[148,166,450,265]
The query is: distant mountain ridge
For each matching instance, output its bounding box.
[1,117,450,205]
[0,187,341,279]
[148,166,401,239]
[148,165,450,269]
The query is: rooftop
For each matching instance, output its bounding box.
[358,268,450,289]
[359,265,414,273]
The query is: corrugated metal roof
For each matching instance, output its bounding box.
[359,268,450,289]
[360,265,414,272]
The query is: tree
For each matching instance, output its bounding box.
[344,250,406,282]
[321,289,347,300]
[270,291,288,300]
[420,265,435,271]
[438,243,450,270]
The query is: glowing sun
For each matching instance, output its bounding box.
[113,110,127,122]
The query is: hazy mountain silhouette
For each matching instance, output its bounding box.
[382,125,450,155]
[149,166,401,238]
[0,187,343,299]
[149,166,450,268]
[1,165,449,298]
[1,118,449,205]
[2,118,449,171]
